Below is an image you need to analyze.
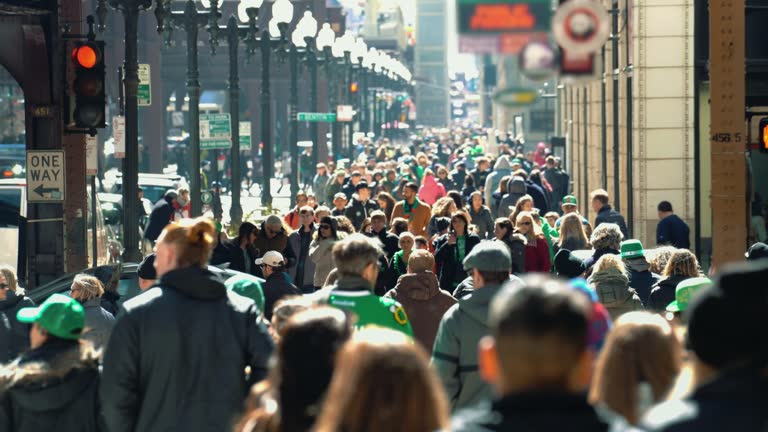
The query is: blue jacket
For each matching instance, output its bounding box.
[656,214,690,249]
[595,205,629,239]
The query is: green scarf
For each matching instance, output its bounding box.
[403,198,420,219]
[392,250,410,276]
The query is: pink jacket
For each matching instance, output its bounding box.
[418,174,446,206]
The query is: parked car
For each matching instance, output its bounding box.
[28,263,262,308]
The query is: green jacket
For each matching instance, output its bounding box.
[431,283,504,412]
[319,276,414,338]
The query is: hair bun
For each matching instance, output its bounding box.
[187,219,216,248]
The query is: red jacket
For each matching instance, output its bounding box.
[524,236,551,273]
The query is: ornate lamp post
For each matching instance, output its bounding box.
[315,23,339,161]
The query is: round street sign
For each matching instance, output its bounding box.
[201,190,213,205]
[552,0,610,54]
[492,87,539,108]
[519,41,559,82]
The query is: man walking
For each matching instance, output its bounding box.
[287,206,317,293]
[656,200,690,249]
[590,188,629,238]
[391,182,431,238]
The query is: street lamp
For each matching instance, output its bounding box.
[316,23,341,161]
[99,0,153,263]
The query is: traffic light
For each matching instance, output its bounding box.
[349,82,359,94]
[68,40,106,130]
[760,117,768,153]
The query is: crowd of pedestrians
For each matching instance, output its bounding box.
[2,128,768,431]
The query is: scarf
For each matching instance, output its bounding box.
[403,198,420,219]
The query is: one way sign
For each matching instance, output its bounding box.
[27,150,65,202]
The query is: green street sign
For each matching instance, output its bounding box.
[201,190,213,205]
[298,112,336,122]
[200,113,232,149]
[201,139,231,150]
[493,86,539,107]
[138,64,151,106]
[239,121,252,151]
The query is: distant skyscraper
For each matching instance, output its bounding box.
[415,0,449,126]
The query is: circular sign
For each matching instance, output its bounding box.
[519,41,559,82]
[552,0,610,54]
[201,190,213,205]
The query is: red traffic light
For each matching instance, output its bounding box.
[760,118,768,153]
[350,82,359,93]
[72,44,99,69]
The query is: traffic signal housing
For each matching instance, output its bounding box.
[760,117,768,153]
[349,82,359,94]
[67,40,106,130]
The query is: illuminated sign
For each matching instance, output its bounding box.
[458,0,551,34]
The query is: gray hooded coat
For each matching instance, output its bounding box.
[497,176,527,218]
[484,155,513,207]
[432,283,505,411]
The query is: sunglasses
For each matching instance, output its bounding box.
[518,221,532,226]
[319,224,331,229]
[0,284,8,290]
[266,229,280,236]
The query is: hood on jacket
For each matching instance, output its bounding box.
[0,342,99,411]
[508,177,527,194]
[159,266,227,301]
[394,272,440,300]
[588,267,629,287]
[493,155,512,171]
[458,284,504,326]
[422,174,439,188]
[509,232,528,246]
[624,257,651,272]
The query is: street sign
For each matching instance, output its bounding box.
[297,141,313,148]
[200,113,232,150]
[239,121,252,151]
[552,0,610,54]
[86,135,98,176]
[336,105,355,122]
[457,0,551,34]
[493,87,539,108]
[519,41,559,81]
[297,112,336,122]
[201,190,213,205]
[138,64,151,106]
[171,111,184,127]
[27,151,65,202]
[113,116,125,158]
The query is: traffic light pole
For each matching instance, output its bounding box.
[108,0,151,263]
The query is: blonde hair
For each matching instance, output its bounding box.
[663,249,701,278]
[0,265,19,294]
[558,213,590,248]
[592,254,627,277]
[516,210,543,243]
[71,274,105,302]
[159,217,217,268]
[589,312,682,425]
[431,197,457,217]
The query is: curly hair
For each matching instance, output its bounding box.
[648,246,677,274]
[590,223,624,251]
[662,249,701,278]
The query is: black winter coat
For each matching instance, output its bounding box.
[0,291,34,363]
[525,180,550,212]
[451,392,612,432]
[262,272,302,321]
[595,205,630,239]
[0,340,103,432]
[143,198,174,242]
[642,369,768,432]
[210,239,259,275]
[367,229,400,260]
[648,274,691,312]
[434,233,481,291]
[344,197,380,231]
[100,266,274,432]
[625,259,662,306]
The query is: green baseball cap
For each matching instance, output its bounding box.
[620,240,645,259]
[225,274,265,315]
[666,277,712,312]
[17,293,85,340]
[562,195,578,206]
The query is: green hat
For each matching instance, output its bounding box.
[17,293,85,340]
[562,195,578,206]
[225,274,265,315]
[666,277,712,313]
[620,240,644,259]
[510,158,523,166]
